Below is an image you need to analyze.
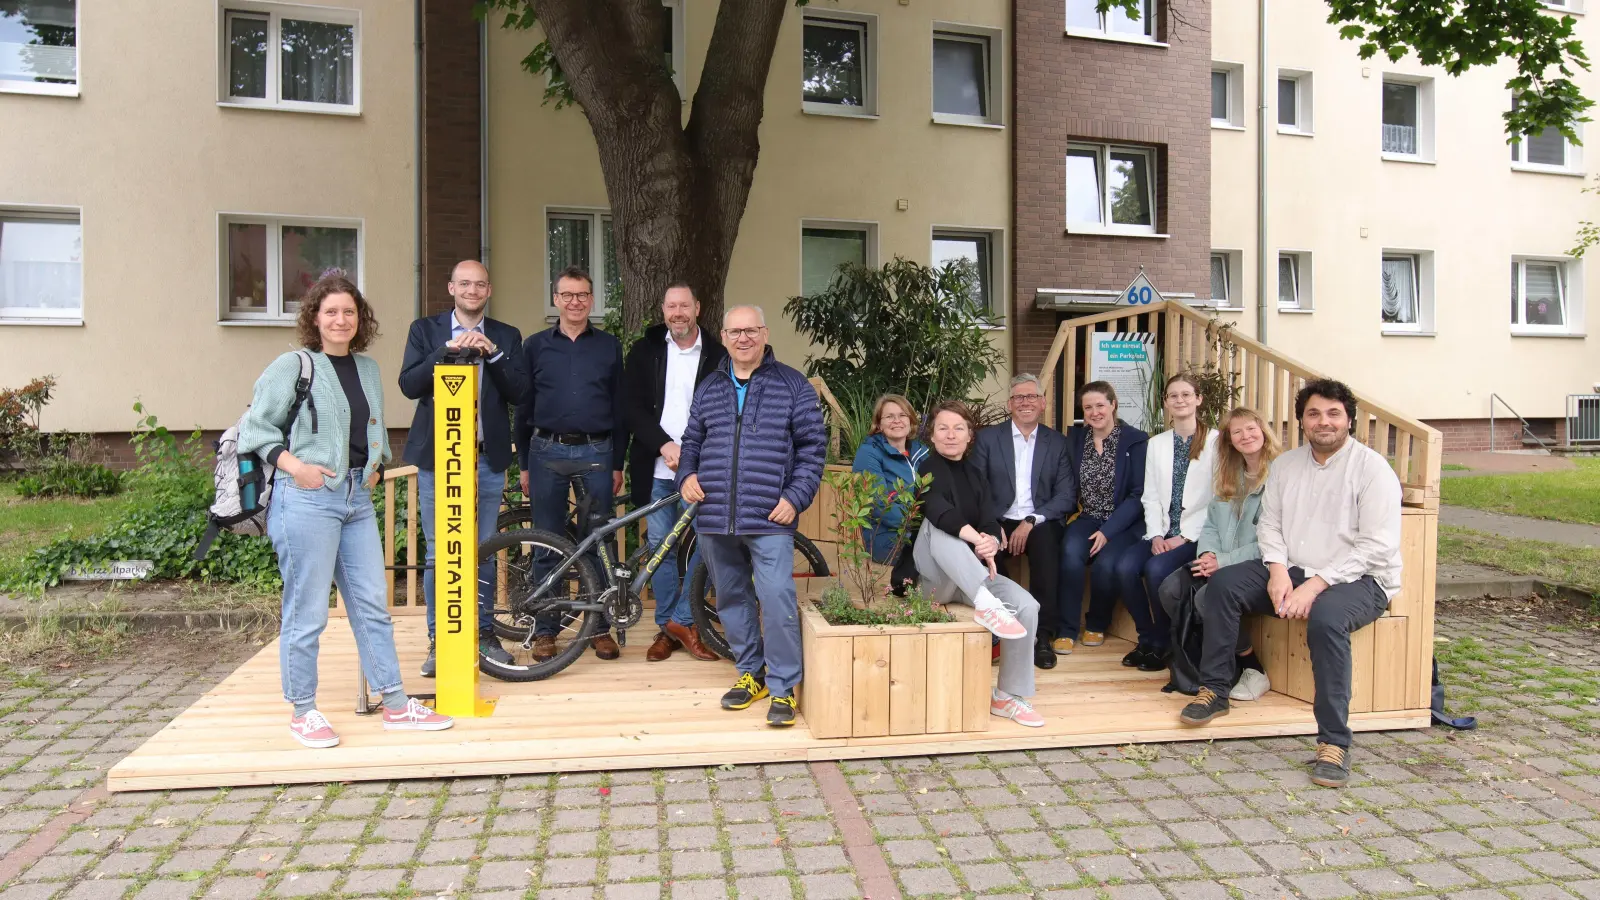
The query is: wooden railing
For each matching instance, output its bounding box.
[1037,302,1442,509]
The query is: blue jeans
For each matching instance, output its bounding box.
[1113,538,1198,649]
[700,533,802,697]
[529,436,614,637]
[418,458,506,640]
[267,470,404,709]
[646,477,701,629]
[1058,515,1142,640]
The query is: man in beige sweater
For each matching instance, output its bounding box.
[1177,378,1402,789]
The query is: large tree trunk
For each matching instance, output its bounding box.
[532,0,788,334]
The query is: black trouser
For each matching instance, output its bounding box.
[1157,567,1251,654]
[999,518,1062,643]
[1200,562,1390,748]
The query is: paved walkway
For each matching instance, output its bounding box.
[1440,506,1600,549]
[4,604,1600,900]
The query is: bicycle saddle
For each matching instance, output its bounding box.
[544,460,606,478]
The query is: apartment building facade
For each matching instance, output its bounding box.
[1208,0,1597,450]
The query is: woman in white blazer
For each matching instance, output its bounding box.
[1112,373,1219,672]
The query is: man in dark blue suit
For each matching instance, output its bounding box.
[971,374,1076,670]
[399,260,529,676]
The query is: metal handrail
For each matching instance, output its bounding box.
[1489,393,1554,452]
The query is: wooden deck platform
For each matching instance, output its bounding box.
[106,617,1428,792]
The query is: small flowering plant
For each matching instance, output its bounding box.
[816,469,951,626]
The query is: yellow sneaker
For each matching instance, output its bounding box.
[1052,637,1075,654]
[1081,631,1105,647]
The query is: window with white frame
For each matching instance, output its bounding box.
[1277,70,1312,133]
[0,0,76,95]
[1278,251,1312,311]
[1209,251,1243,309]
[932,229,1000,315]
[0,209,81,321]
[1512,259,1571,332]
[1510,96,1579,171]
[221,216,359,321]
[1066,143,1157,234]
[1380,251,1434,333]
[801,223,873,297]
[933,26,1001,126]
[547,211,620,317]
[802,11,875,116]
[222,3,358,111]
[1066,0,1157,41]
[1211,63,1243,128]
[1381,76,1433,160]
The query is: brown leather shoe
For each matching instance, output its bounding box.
[645,631,679,662]
[667,621,720,662]
[592,633,621,660]
[531,635,557,662]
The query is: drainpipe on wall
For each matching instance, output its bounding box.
[414,0,425,319]
[480,16,490,273]
[1256,0,1270,344]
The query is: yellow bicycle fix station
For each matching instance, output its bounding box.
[433,356,497,718]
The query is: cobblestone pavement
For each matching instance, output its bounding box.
[3,600,1600,900]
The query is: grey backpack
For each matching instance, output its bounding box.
[194,350,317,559]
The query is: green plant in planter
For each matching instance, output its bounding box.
[818,468,949,626]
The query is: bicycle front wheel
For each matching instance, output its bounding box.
[687,532,831,661]
[479,528,605,682]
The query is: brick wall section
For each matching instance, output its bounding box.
[1425,418,1566,454]
[1012,1,1212,377]
[422,0,484,317]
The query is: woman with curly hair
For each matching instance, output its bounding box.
[239,272,452,748]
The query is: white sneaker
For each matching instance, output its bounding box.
[1230,668,1271,701]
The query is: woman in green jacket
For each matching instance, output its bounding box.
[1158,406,1280,700]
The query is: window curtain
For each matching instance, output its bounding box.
[0,219,81,311]
[1524,263,1564,326]
[280,19,353,105]
[548,218,590,294]
[1381,257,1417,324]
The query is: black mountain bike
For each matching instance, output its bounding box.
[479,460,829,680]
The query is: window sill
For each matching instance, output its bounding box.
[0,316,83,326]
[219,318,296,327]
[1209,305,1247,313]
[1064,226,1169,239]
[1211,122,1246,132]
[802,104,878,120]
[1511,163,1585,177]
[216,100,363,118]
[1381,328,1435,337]
[1062,29,1168,49]
[1381,153,1436,165]
[931,115,1004,130]
[1543,2,1583,13]
[0,81,78,98]
[1510,328,1585,338]
[1278,307,1315,314]
[1277,127,1314,137]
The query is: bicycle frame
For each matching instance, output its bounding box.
[520,490,698,610]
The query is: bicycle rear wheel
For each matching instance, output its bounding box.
[687,532,831,661]
[480,528,605,682]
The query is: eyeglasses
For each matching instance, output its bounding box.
[556,291,593,303]
[1010,394,1042,403]
[454,280,489,291]
[723,327,765,340]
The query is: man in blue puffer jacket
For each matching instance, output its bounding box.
[680,305,828,727]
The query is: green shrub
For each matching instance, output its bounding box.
[14,459,122,499]
[814,582,953,627]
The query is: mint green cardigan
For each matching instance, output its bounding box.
[238,350,390,488]
[1194,474,1265,568]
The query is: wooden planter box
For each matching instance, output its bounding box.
[799,599,993,739]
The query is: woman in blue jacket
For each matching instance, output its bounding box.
[1057,381,1149,653]
[851,394,929,594]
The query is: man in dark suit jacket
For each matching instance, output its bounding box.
[622,282,728,663]
[971,373,1076,670]
[398,260,529,677]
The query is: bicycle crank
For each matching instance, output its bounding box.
[603,588,644,631]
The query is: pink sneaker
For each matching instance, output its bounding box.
[991,695,1045,728]
[289,710,340,748]
[972,605,1027,641]
[382,697,455,731]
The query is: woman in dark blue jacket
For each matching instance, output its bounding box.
[1057,381,1149,654]
[851,394,929,593]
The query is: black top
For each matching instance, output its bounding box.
[397,312,529,474]
[329,352,369,471]
[619,322,730,507]
[515,324,627,470]
[917,452,1003,543]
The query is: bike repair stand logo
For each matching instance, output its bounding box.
[434,361,496,717]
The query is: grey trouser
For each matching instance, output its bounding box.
[913,522,1038,699]
[1158,566,1251,654]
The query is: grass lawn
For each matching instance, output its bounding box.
[1439,525,1600,595]
[0,479,137,576]
[1439,457,1600,526]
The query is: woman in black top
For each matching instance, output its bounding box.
[913,400,1045,728]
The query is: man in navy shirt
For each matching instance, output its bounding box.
[514,265,627,661]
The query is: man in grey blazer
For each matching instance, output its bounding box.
[971,374,1077,670]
